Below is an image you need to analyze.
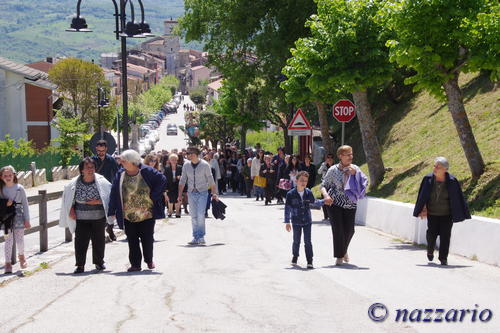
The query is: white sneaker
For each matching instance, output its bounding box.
[198,238,206,245]
[343,253,349,263]
[188,238,198,245]
[336,258,343,266]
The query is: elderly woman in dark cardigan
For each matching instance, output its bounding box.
[108,150,167,272]
[413,157,471,266]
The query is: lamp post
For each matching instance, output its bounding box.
[67,0,154,151]
[97,87,110,139]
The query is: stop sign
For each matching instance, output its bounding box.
[332,99,356,123]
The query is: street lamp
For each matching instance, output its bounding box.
[97,87,110,139]
[67,0,154,150]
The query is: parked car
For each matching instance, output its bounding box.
[149,129,160,142]
[166,123,178,136]
[140,124,152,137]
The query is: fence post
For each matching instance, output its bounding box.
[65,228,72,242]
[39,190,48,252]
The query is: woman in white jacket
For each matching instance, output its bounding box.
[251,150,265,201]
[60,157,114,274]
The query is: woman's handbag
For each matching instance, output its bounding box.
[278,178,292,190]
[253,175,267,188]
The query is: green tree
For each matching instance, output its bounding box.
[386,0,498,179]
[50,110,86,166]
[285,0,391,187]
[189,86,207,105]
[181,0,317,153]
[214,80,265,149]
[0,135,36,156]
[199,110,235,147]
[48,58,108,127]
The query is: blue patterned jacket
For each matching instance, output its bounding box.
[284,187,324,226]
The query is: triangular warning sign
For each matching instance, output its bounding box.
[288,108,312,130]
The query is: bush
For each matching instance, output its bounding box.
[0,134,36,156]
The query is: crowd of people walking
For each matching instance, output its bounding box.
[0,136,470,274]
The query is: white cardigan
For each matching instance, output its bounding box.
[59,174,114,233]
[251,157,262,178]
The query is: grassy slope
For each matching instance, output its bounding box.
[352,73,499,218]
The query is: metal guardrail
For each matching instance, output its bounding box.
[0,190,72,264]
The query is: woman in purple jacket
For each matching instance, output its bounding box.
[320,145,368,266]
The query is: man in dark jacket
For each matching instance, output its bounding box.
[413,157,471,266]
[92,140,119,183]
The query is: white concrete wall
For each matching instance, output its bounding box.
[0,70,27,140]
[355,197,500,266]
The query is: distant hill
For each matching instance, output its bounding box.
[0,0,199,64]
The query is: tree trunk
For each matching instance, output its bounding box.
[352,90,385,189]
[240,125,247,152]
[314,102,334,154]
[443,74,485,179]
[283,127,292,154]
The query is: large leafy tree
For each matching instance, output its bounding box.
[48,58,108,127]
[386,0,498,179]
[181,0,316,153]
[287,0,392,187]
[199,110,235,147]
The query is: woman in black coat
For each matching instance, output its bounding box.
[302,154,316,189]
[164,154,183,218]
[260,155,277,206]
[413,157,471,266]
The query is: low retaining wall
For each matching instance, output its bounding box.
[16,171,33,188]
[52,166,65,181]
[33,168,47,186]
[355,197,500,266]
[66,165,79,179]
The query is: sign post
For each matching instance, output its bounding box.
[287,108,312,159]
[332,99,356,145]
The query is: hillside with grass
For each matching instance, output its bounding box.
[344,72,499,218]
[0,0,197,64]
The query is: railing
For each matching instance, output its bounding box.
[0,190,72,264]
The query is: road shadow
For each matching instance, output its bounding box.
[284,265,310,271]
[322,264,370,270]
[416,263,472,269]
[311,219,330,226]
[382,243,423,252]
[177,243,226,248]
[111,270,163,276]
[55,270,107,276]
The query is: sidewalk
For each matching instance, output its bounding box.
[25,178,73,197]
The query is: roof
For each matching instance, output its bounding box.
[0,56,56,90]
[26,61,54,73]
[191,65,208,71]
[207,79,223,91]
[127,63,152,75]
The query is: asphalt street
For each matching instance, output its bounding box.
[0,192,498,333]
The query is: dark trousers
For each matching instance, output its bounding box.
[75,218,106,266]
[245,179,253,197]
[292,224,313,262]
[124,219,155,267]
[426,215,453,261]
[327,205,356,258]
[322,206,329,220]
[218,178,226,193]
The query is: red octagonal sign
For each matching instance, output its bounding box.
[332,99,356,123]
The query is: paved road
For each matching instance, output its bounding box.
[154,95,193,152]
[0,193,498,332]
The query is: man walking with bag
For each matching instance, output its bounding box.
[178,147,218,245]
